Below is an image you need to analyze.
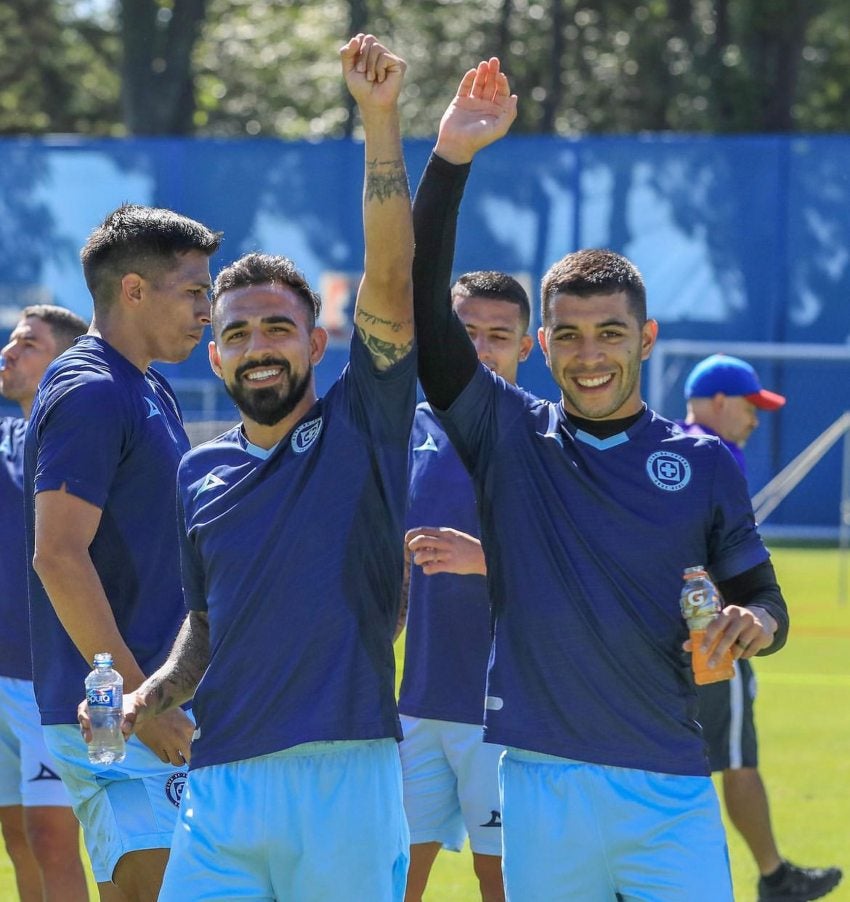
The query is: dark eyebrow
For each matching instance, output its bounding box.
[553,317,630,332]
[220,315,297,337]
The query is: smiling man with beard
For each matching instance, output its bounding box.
[95,34,418,900]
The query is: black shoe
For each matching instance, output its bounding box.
[758,860,843,901]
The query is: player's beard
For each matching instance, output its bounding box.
[225,358,313,427]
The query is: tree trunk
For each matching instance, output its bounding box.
[343,0,370,137]
[541,0,565,133]
[120,0,207,135]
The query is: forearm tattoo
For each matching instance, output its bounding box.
[365,158,410,203]
[147,612,210,714]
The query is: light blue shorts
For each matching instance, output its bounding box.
[159,738,409,902]
[0,676,72,808]
[44,723,188,883]
[500,749,733,902]
[400,714,503,856]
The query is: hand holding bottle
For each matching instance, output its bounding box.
[680,567,734,685]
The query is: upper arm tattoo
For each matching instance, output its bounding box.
[355,311,414,368]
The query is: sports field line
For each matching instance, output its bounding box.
[756,672,850,686]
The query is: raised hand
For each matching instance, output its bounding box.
[435,57,518,165]
[340,33,407,114]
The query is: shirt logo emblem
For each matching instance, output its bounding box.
[196,473,226,497]
[646,451,691,492]
[414,433,439,452]
[481,810,502,828]
[165,772,187,807]
[145,398,161,419]
[292,416,322,453]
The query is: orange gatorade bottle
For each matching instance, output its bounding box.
[679,565,734,685]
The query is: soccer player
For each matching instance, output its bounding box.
[398,271,532,902]
[680,354,842,902]
[24,206,222,901]
[0,305,89,902]
[105,34,415,900]
[411,59,789,900]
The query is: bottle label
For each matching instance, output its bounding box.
[87,687,121,708]
[680,584,719,629]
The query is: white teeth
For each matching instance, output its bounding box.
[577,374,612,388]
[245,368,279,381]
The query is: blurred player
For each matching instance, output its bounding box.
[106,34,415,900]
[680,354,842,902]
[411,58,789,900]
[25,206,221,901]
[0,305,89,901]
[399,271,533,901]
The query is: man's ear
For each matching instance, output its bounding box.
[310,326,329,366]
[208,340,223,379]
[537,326,549,365]
[121,273,145,308]
[640,318,659,361]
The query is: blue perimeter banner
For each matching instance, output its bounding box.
[2,134,849,532]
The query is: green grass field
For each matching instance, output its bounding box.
[1,546,847,900]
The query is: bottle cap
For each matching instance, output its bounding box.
[93,652,113,667]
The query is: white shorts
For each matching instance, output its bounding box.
[500,749,733,901]
[160,738,409,902]
[0,676,73,808]
[44,723,189,883]
[400,714,504,856]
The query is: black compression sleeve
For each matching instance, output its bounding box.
[716,559,789,655]
[412,153,480,411]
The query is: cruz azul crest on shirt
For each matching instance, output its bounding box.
[291,416,323,454]
[646,450,691,492]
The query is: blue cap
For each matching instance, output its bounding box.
[684,355,785,411]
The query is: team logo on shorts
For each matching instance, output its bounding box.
[165,772,187,808]
[291,416,323,454]
[646,451,691,492]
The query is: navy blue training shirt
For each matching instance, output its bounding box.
[399,402,492,725]
[0,417,31,680]
[24,336,190,724]
[438,366,770,777]
[177,333,416,770]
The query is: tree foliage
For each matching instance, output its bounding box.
[0,0,848,137]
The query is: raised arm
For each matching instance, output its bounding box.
[413,59,518,410]
[340,34,413,371]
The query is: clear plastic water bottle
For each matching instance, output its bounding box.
[84,653,126,765]
[679,565,734,685]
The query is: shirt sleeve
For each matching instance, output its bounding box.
[337,329,418,447]
[704,444,766,574]
[33,379,127,509]
[177,477,208,613]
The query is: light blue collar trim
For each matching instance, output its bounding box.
[240,432,279,460]
[574,429,629,450]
